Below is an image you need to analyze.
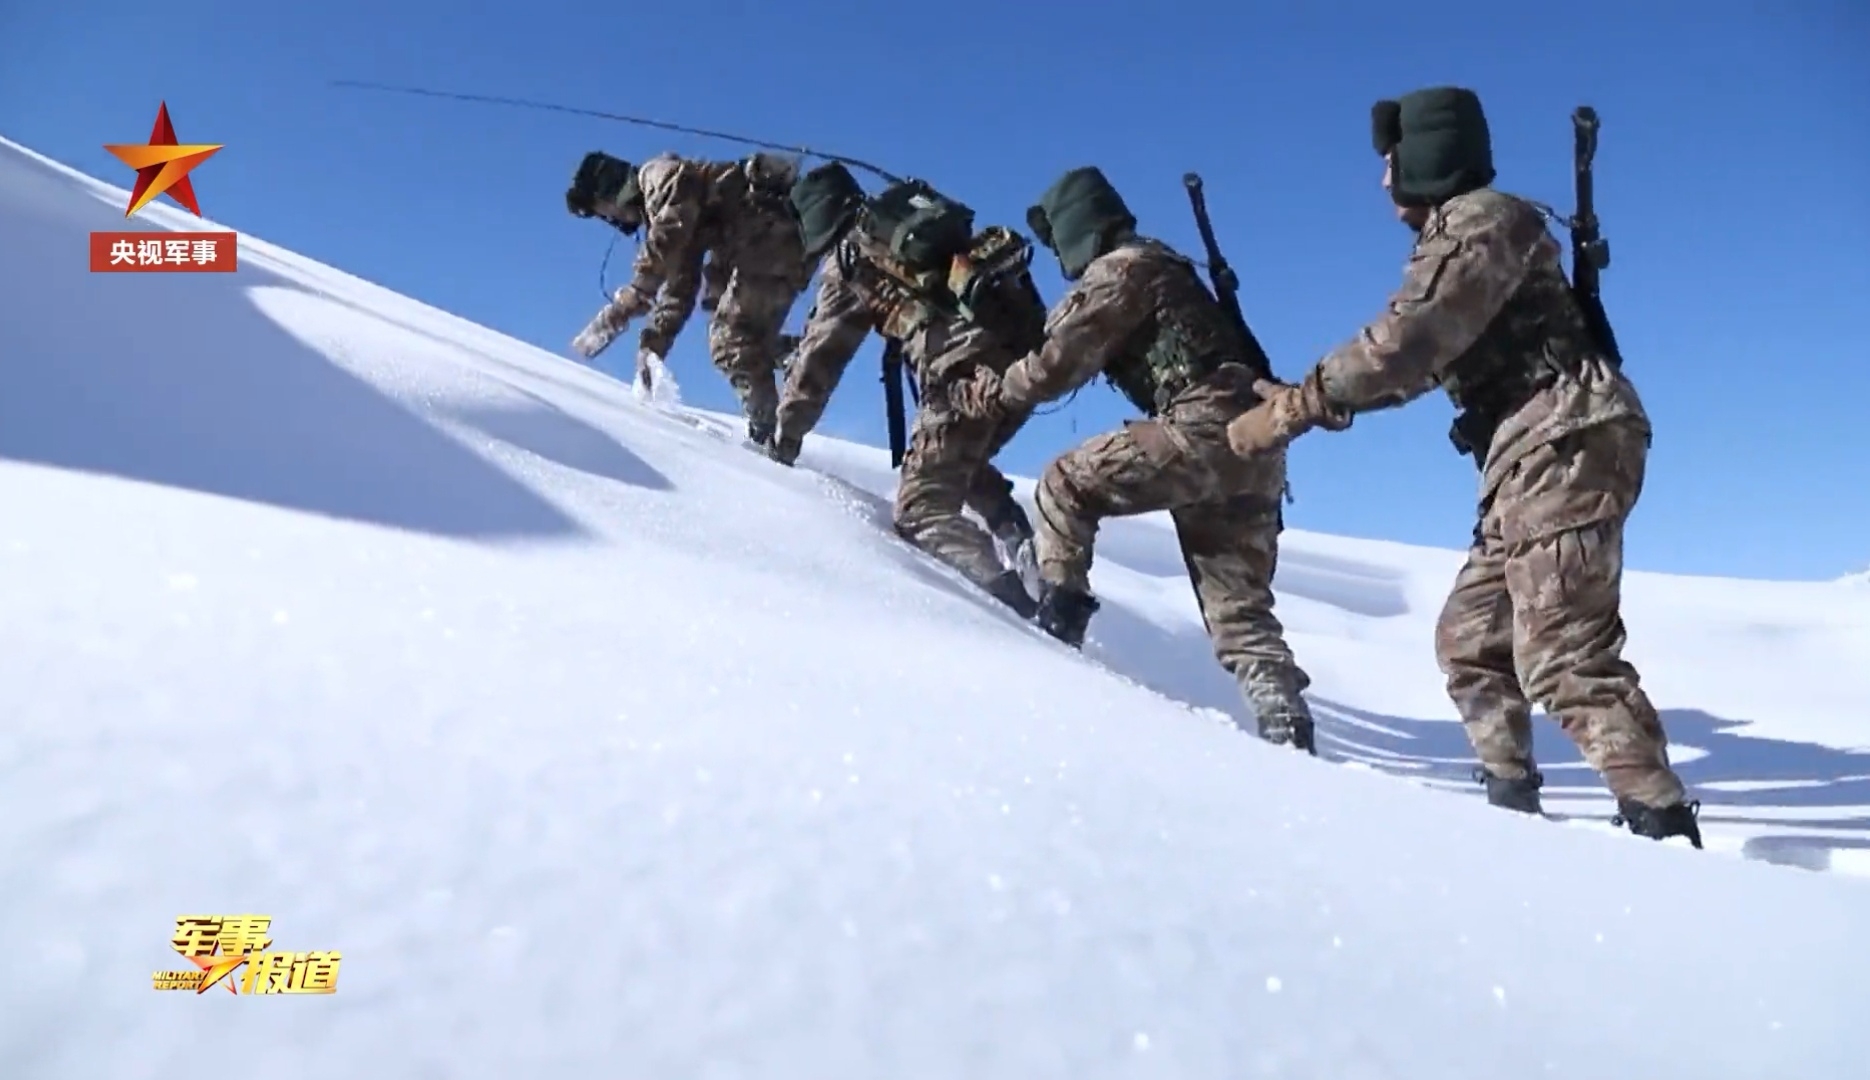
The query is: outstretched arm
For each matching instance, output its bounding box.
[1316,196,1551,414]
[998,258,1144,411]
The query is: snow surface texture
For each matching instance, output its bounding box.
[3,136,1868,1078]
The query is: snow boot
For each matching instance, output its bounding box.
[1235,662,1318,755]
[1611,798,1704,849]
[982,570,1039,619]
[1262,710,1318,756]
[767,431,803,467]
[1473,766,1545,815]
[1034,583,1099,649]
[746,416,777,451]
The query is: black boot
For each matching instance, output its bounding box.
[1612,798,1704,849]
[1286,714,1319,756]
[982,570,1038,619]
[1236,663,1318,756]
[747,416,776,449]
[1034,583,1100,649]
[1252,710,1318,755]
[767,431,802,466]
[1473,766,1545,815]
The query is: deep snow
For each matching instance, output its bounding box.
[2,135,1868,1078]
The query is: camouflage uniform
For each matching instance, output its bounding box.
[776,245,1038,580]
[573,153,813,441]
[1225,87,1698,843]
[772,182,1044,614]
[955,168,1317,751]
[639,249,731,363]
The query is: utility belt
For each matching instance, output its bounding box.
[1446,349,1580,464]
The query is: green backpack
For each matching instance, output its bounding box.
[859,179,976,271]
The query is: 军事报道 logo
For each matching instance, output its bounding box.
[152,915,341,995]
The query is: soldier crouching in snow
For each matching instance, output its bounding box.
[948,166,1320,753]
[565,150,813,446]
[566,151,726,392]
[770,162,1043,617]
[1224,87,1701,846]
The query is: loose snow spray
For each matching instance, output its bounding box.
[633,349,682,408]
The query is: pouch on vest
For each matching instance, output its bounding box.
[946,226,1045,355]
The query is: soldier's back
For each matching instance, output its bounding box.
[1100,240,1250,365]
[1433,188,1649,497]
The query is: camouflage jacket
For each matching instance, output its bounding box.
[625,153,814,302]
[998,238,1260,421]
[790,228,1045,387]
[1314,187,1649,506]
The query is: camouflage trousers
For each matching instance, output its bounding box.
[1035,405,1312,729]
[1435,418,1686,808]
[638,249,729,359]
[705,269,800,440]
[897,390,1031,590]
[777,322,1031,589]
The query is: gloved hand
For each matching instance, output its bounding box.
[1227,369,1353,457]
[947,366,1007,421]
[612,284,653,319]
[570,285,654,360]
[569,321,618,360]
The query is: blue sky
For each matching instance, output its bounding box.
[3,0,1864,580]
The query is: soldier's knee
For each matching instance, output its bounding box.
[1036,458,1084,513]
[1432,608,1469,673]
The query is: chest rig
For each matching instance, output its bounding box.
[1439,243,1600,462]
[1101,241,1237,416]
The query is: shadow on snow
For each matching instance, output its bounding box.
[0,144,660,540]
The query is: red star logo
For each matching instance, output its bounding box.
[187,951,249,994]
[102,102,223,219]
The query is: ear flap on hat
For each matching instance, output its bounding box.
[1371,100,1402,156]
[1025,204,1055,250]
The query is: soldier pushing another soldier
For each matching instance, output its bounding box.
[566,149,813,446]
[948,167,1320,753]
[1225,87,1701,845]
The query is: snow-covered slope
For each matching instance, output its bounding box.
[3,135,1868,1079]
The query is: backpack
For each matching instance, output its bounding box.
[858,179,976,272]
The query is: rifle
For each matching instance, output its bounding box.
[1568,106,1625,367]
[881,338,919,468]
[1181,173,1276,383]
